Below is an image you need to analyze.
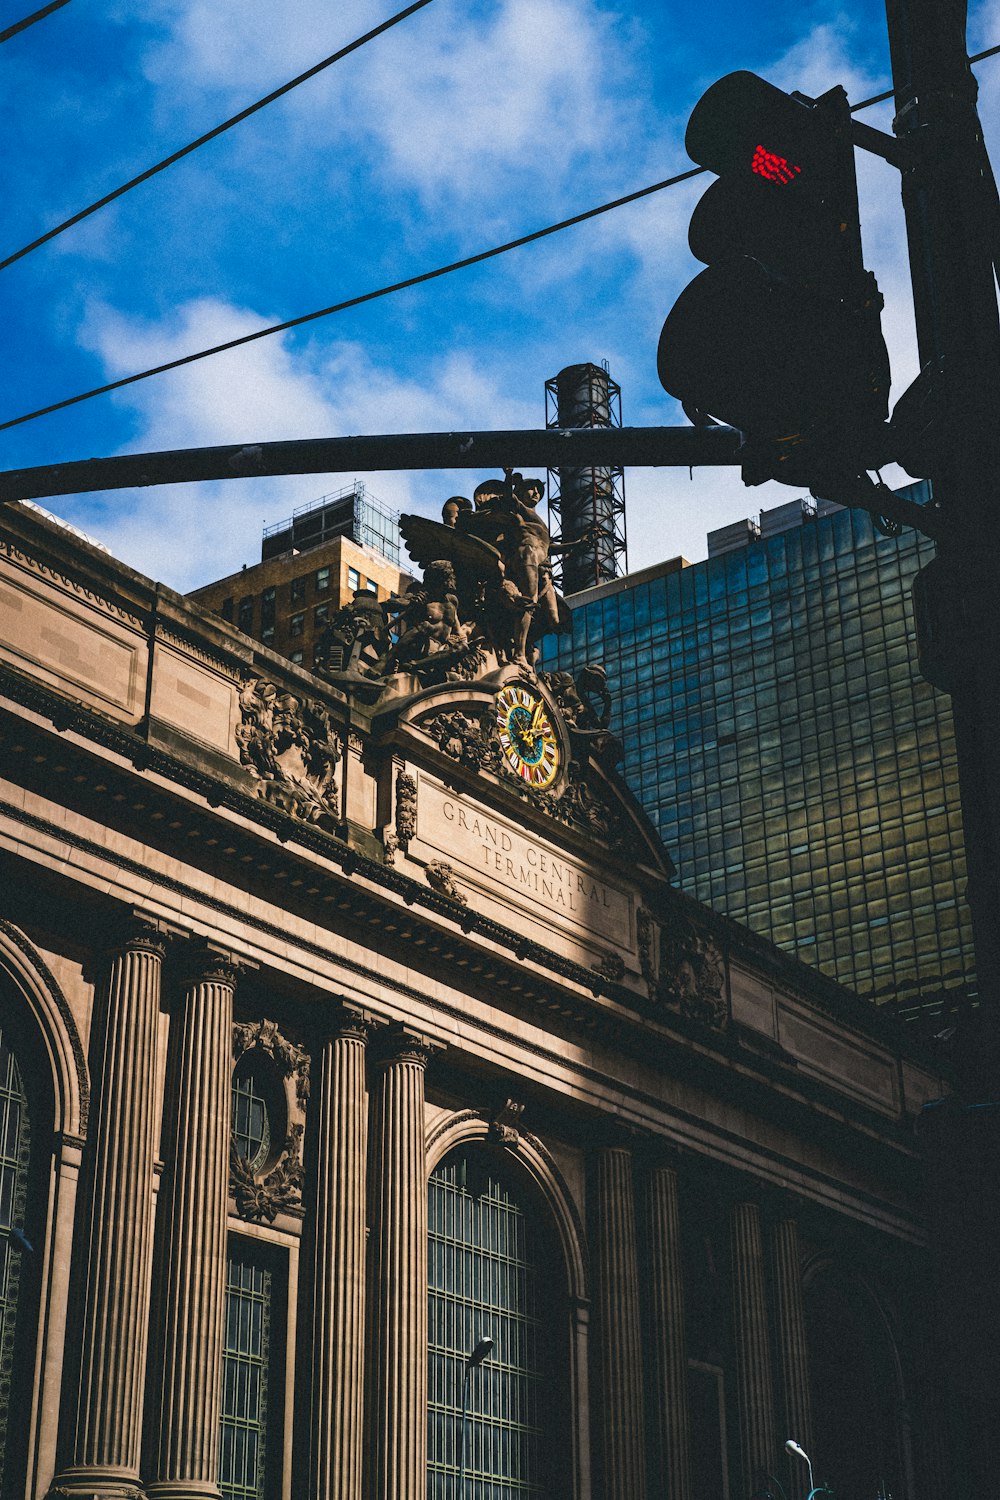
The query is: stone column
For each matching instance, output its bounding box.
[148,949,241,1500]
[51,917,166,1499]
[309,1008,371,1500]
[644,1160,692,1500]
[366,1025,440,1500]
[593,1145,647,1500]
[731,1200,777,1497]
[770,1213,813,1498]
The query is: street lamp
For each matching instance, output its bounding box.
[458,1336,493,1499]
[785,1439,819,1498]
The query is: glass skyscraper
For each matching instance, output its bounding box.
[541,489,975,1009]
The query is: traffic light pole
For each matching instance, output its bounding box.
[885,1,1000,1488]
[0,425,741,504]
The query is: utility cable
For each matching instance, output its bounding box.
[4,44,1000,434]
[0,0,434,272]
[850,40,1000,111]
[0,0,70,44]
[0,166,703,434]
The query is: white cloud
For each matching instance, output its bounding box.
[135,0,649,212]
[68,294,540,589]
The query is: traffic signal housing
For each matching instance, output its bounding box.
[657,71,890,485]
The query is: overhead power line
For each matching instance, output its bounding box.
[850,40,1000,110]
[3,44,999,436]
[0,0,434,272]
[0,0,71,44]
[0,166,703,435]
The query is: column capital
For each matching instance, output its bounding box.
[108,911,171,960]
[590,1120,645,1155]
[179,942,255,991]
[762,1184,806,1226]
[635,1137,688,1176]
[329,1003,377,1043]
[370,1021,444,1069]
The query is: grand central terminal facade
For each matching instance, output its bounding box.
[0,492,951,1500]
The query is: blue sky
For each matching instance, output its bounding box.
[3,0,1000,591]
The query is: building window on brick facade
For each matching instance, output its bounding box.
[290,576,306,604]
[221,597,234,622]
[289,613,305,638]
[315,603,330,629]
[347,566,361,592]
[238,597,254,632]
[316,567,330,593]
[289,650,304,666]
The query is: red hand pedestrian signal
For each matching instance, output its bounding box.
[751,144,801,185]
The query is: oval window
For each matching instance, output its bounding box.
[231,1050,284,1174]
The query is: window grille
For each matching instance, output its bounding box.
[231,1063,270,1172]
[0,1023,30,1490]
[219,1252,271,1500]
[428,1150,553,1500]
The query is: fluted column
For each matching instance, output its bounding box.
[51,918,166,1499]
[593,1145,647,1500]
[731,1200,777,1496]
[644,1161,692,1500]
[148,949,241,1500]
[309,1008,371,1500]
[771,1214,813,1498]
[366,1024,440,1500]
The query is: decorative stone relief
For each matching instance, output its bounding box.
[424,707,502,774]
[232,1016,311,1103]
[229,1018,310,1223]
[425,859,467,904]
[591,951,626,983]
[230,1126,305,1224]
[538,663,623,766]
[237,676,341,827]
[381,829,399,865]
[636,907,656,996]
[656,916,728,1029]
[487,1097,525,1148]
[395,768,417,847]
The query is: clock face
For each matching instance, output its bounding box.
[495,684,560,788]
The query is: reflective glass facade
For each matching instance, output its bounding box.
[542,501,974,1005]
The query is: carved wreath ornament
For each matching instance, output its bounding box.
[237,676,341,827]
[229,1019,310,1224]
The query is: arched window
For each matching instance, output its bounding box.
[427,1145,566,1500]
[0,1021,31,1494]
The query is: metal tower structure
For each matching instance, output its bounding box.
[545,361,627,593]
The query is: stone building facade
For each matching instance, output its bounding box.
[0,497,951,1500]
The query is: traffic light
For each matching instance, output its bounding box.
[657,71,890,485]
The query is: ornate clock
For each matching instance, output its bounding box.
[495,683,560,788]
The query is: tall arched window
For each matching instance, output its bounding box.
[427,1145,566,1500]
[0,1021,31,1495]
